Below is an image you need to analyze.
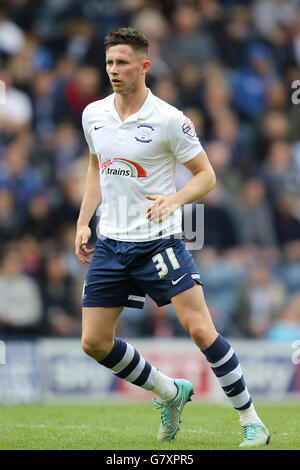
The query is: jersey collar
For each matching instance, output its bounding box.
[104,88,154,124]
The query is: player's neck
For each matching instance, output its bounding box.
[114,86,148,122]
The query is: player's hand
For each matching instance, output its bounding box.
[75,225,94,264]
[146,194,180,223]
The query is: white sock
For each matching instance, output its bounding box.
[238,403,262,426]
[151,371,178,402]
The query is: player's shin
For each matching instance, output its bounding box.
[98,337,177,401]
[201,334,261,423]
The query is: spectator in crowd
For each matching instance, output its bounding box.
[231,43,279,120]
[30,70,58,142]
[195,247,247,336]
[234,262,286,338]
[290,7,300,67]
[265,25,294,74]
[18,235,43,280]
[48,122,84,183]
[273,192,300,247]
[0,136,43,216]
[51,54,79,123]
[267,291,300,342]
[146,40,171,85]
[232,177,278,247]
[210,108,254,172]
[54,155,89,228]
[0,70,32,133]
[56,222,86,279]
[131,5,170,44]
[255,109,290,162]
[205,140,243,203]
[218,5,252,68]
[274,240,300,294]
[252,0,296,40]
[131,6,170,84]
[160,3,219,71]
[177,63,204,110]
[2,0,39,33]
[0,245,44,337]
[7,31,52,95]
[152,76,182,109]
[0,187,19,241]
[62,65,103,126]
[22,190,57,241]
[41,251,81,337]
[202,66,232,137]
[261,140,298,200]
[265,81,288,112]
[201,183,239,250]
[60,16,106,69]
[0,7,24,62]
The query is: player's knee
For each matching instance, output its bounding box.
[188,324,209,347]
[188,322,218,350]
[81,337,113,361]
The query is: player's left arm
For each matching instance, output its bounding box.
[174,149,216,205]
[146,149,216,223]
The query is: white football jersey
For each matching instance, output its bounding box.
[82,89,203,241]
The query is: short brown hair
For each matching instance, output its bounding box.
[104,27,149,55]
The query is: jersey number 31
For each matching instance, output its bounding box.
[152,247,180,278]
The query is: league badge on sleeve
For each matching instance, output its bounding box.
[182,118,196,138]
[135,124,154,143]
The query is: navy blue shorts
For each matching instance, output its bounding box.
[82,234,202,309]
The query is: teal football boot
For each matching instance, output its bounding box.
[153,378,194,442]
[239,422,270,447]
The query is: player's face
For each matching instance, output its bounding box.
[106,44,149,95]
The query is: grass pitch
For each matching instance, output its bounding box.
[0,402,298,450]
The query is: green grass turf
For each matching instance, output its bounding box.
[0,402,298,450]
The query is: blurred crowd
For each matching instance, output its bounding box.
[0,0,299,341]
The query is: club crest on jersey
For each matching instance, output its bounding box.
[182,118,196,137]
[135,124,154,143]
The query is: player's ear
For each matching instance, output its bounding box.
[142,59,151,74]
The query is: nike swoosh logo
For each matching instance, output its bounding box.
[172,274,187,285]
[94,125,105,131]
[225,387,235,395]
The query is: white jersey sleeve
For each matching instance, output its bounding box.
[82,104,97,155]
[166,110,203,163]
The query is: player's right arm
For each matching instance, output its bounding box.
[75,152,101,264]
